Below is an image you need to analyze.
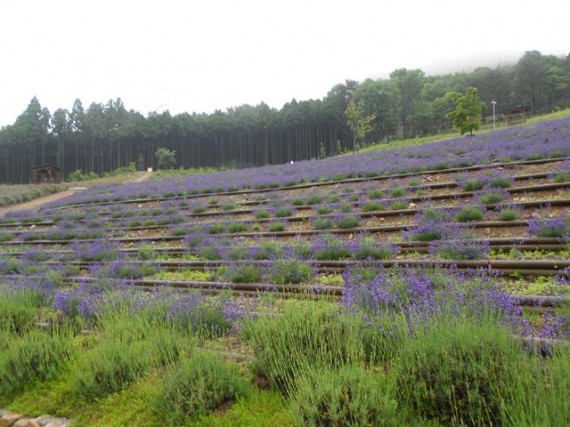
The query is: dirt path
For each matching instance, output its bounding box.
[0,171,153,216]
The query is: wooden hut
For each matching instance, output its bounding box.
[504,106,530,126]
[31,164,62,184]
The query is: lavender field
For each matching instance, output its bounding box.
[0,118,569,426]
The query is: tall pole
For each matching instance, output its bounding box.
[491,100,497,129]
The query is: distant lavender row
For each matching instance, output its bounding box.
[46,117,570,208]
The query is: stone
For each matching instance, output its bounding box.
[35,417,68,427]
[408,202,416,209]
[0,413,23,427]
[14,418,40,427]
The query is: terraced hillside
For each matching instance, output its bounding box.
[1,117,569,426]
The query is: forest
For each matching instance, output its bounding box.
[0,50,569,184]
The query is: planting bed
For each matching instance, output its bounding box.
[1,117,570,426]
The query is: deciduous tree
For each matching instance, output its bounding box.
[446,87,482,137]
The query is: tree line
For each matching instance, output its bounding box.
[0,50,569,184]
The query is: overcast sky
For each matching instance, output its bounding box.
[1,0,568,127]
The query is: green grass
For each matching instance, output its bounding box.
[0,183,68,208]
[361,108,570,154]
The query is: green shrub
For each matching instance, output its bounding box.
[337,215,360,229]
[0,292,41,335]
[227,222,248,233]
[313,218,334,230]
[253,242,283,260]
[489,176,512,189]
[192,205,206,214]
[395,316,524,426]
[230,265,262,283]
[275,208,293,218]
[269,222,286,232]
[222,203,236,211]
[291,365,398,427]
[480,191,507,204]
[553,171,570,183]
[305,195,322,205]
[137,246,156,261]
[502,350,570,426]
[315,241,350,261]
[0,331,75,397]
[354,242,397,260]
[243,303,363,396]
[198,247,221,261]
[455,206,485,222]
[170,226,187,237]
[270,259,312,284]
[154,352,250,423]
[255,209,270,219]
[390,187,406,197]
[71,312,185,401]
[367,189,384,199]
[461,178,484,192]
[390,200,408,210]
[208,223,226,234]
[499,208,519,221]
[328,194,341,203]
[362,200,385,212]
[292,198,305,206]
[316,206,334,215]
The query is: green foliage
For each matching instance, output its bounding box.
[390,187,406,197]
[336,215,360,229]
[227,222,248,233]
[154,148,177,170]
[270,259,313,284]
[0,331,75,398]
[366,188,384,199]
[67,169,100,182]
[461,178,484,192]
[269,222,286,232]
[154,352,251,424]
[395,316,524,426]
[479,191,507,204]
[70,311,186,401]
[345,100,376,151]
[313,217,334,230]
[290,365,398,427]
[253,241,283,260]
[553,170,570,183]
[255,209,270,219]
[455,206,485,222]
[137,246,156,261]
[274,208,293,218]
[362,200,385,212]
[489,176,512,189]
[0,291,44,335]
[446,87,482,136]
[390,200,408,210]
[500,207,519,221]
[243,303,363,396]
[305,195,323,205]
[208,223,227,234]
[229,264,262,283]
[316,206,334,215]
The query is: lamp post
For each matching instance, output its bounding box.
[491,100,497,129]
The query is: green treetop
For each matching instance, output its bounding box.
[446,87,483,137]
[345,100,376,152]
